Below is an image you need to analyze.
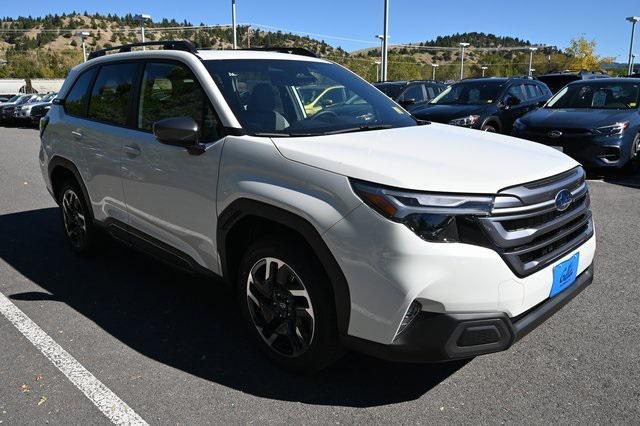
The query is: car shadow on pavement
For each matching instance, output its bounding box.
[0,207,468,408]
[587,168,640,189]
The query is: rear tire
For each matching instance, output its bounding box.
[237,236,344,373]
[58,180,99,256]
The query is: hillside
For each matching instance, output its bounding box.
[0,14,616,81]
[0,12,345,79]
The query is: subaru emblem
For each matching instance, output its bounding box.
[555,189,573,211]
[548,130,563,138]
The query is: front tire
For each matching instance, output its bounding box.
[237,236,343,373]
[623,133,640,175]
[59,180,99,256]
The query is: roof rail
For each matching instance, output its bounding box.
[88,40,198,60]
[241,47,317,58]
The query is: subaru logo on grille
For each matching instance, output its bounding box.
[555,189,573,211]
[548,130,563,138]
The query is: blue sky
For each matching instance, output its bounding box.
[4,0,639,61]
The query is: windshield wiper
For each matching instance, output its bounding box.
[323,124,394,135]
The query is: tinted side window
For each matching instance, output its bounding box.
[525,84,542,99]
[507,84,527,102]
[400,85,425,102]
[138,62,221,142]
[88,63,138,126]
[64,68,97,117]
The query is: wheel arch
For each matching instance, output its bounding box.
[482,116,502,132]
[217,198,351,335]
[48,156,94,221]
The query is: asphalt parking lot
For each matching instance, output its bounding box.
[1,126,639,424]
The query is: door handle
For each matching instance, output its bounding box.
[71,130,83,139]
[123,145,141,158]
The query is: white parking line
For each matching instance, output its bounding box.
[0,291,148,425]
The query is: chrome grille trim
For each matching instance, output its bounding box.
[479,167,593,277]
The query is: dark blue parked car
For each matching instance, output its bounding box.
[512,78,640,172]
[411,78,552,134]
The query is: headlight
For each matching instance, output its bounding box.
[448,114,480,127]
[594,122,629,135]
[350,179,494,242]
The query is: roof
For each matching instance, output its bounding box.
[566,77,640,84]
[196,49,327,63]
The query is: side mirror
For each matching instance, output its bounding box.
[153,117,204,155]
[399,98,417,107]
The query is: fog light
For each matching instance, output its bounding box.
[396,301,422,338]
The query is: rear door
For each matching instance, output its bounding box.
[79,62,141,224]
[120,60,225,272]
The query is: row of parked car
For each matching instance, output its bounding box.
[0,92,58,127]
[372,71,639,173]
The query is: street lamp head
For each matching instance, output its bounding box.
[627,16,640,23]
[76,31,90,38]
[529,46,538,52]
[375,34,385,40]
[134,14,152,22]
[481,66,488,70]
[431,63,439,67]
[459,42,470,47]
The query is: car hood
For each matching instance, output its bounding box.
[521,108,637,129]
[412,104,492,123]
[271,123,578,194]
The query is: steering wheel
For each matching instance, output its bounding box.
[311,110,338,120]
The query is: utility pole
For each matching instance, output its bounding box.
[375,60,381,82]
[481,66,488,77]
[76,31,90,62]
[627,17,640,75]
[632,54,636,74]
[246,26,251,49]
[459,42,469,80]
[528,47,538,77]
[381,0,389,81]
[431,63,439,80]
[232,0,238,49]
[134,14,151,50]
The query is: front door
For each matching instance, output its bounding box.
[120,60,225,273]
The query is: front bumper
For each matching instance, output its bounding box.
[343,263,594,362]
[514,129,633,168]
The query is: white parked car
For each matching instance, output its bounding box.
[39,41,595,372]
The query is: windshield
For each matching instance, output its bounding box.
[204,59,417,136]
[374,83,405,99]
[545,82,640,110]
[430,81,504,105]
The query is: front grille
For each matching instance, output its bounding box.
[526,127,593,137]
[478,167,593,277]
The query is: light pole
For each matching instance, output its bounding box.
[431,63,439,80]
[627,17,640,75]
[632,54,636,74]
[481,66,488,77]
[232,0,238,49]
[375,60,381,82]
[134,14,152,50]
[381,0,389,81]
[459,42,469,80]
[76,31,90,62]
[528,47,538,77]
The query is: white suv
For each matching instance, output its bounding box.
[39,41,595,372]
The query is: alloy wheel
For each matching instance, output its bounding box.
[62,189,87,249]
[246,257,315,358]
